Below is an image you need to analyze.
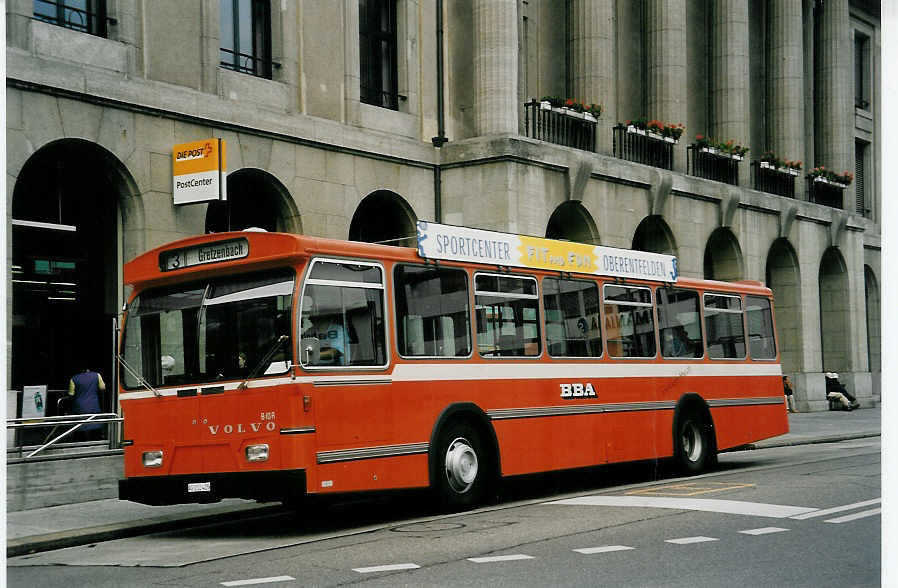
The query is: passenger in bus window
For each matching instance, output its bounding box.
[317,320,346,365]
[662,325,692,357]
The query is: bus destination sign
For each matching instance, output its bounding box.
[160,238,249,271]
[416,221,678,282]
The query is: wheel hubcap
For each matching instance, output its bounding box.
[445,437,478,494]
[682,421,703,462]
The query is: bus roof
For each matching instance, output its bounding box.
[124,230,772,297]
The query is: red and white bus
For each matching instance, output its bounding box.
[117,222,787,510]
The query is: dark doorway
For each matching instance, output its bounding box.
[11,140,121,434]
[205,168,290,233]
[349,190,417,247]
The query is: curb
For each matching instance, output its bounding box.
[7,503,281,558]
[745,431,880,450]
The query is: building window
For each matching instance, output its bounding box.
[856,140,870,218]
[33,0,108,37]
[220,0,273,79]
[359,0,399,110]
[855,32,871,110]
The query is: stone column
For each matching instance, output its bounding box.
[473,0,519,136]
[769,0,806,194]
[645,0,687,172]
[815,0,853,201]
[568,0,615,155]
[710,0,750,185]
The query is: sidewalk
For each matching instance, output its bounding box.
[6,405,881,557]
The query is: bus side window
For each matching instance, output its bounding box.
[300,260,387,368]
[475,274,540,358]
[543,277,602,358]
[394,264,472,358]
[603,284,656,358]
[704,293,746,359]
[746,296,777,359]
[657,287,704,359]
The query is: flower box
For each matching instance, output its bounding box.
[812,176,848,188]
[760,161,800,176]
[550,106,597,123]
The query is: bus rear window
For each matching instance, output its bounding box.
[746,296,777,359]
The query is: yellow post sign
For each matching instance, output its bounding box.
[172,139,227,205]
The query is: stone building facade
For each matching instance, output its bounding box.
[6,0,881,413]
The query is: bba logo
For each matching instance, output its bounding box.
[559,382,597,398]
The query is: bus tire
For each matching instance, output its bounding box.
[434,420,487,511]
[674,410,715,474]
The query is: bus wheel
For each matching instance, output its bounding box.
[675,412,715,474]
[435,421,486,511]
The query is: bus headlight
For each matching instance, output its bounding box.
[245,444,269,462]
[142,450,163,468]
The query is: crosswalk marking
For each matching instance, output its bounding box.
[468,554,534,563]
[353,563,421,573]
[790,498,881,520]
[825,508,882,524]
[665,536,718,545]
[740,527,789,535]
[573,545,635,554]
[220,577,295,587]
[548,495,816,518]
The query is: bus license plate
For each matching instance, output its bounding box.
[187,482,211,493]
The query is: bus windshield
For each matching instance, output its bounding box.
[121,268,295,389]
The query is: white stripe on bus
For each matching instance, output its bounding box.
[119,361,782,399]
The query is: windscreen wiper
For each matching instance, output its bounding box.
[238,335,289,391]
[117,354,162,397]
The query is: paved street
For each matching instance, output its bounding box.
[8,437,880,587]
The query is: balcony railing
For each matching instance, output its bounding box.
[687,145,742,185]
[613,125,675,170]
[752,161,798,198]
[524,99,597,152]
[807,176,848,209]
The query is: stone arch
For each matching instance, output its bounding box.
[864,265,881,389]
[545,201,600,244]
[818,247,850,373]
[206,168,301,233]
[631,215,678,256]
[765,238,802,373]
[10,139,138,423]
[349,190,417,247]
[703,227,743,281]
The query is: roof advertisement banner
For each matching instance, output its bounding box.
[415,220,678,283]
[172,139,227,205]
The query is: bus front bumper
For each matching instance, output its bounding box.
[118,469,306,506]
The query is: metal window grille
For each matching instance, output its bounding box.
[807,177,845,209]
[33,0,110,37]
[359,0,399,110]
[523,100,597,152]
[220,0,275,79]
[612,125,675,170]
[687,146,741,185]
[752,161,796,198]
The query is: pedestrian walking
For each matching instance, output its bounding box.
[68,366,106,441]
